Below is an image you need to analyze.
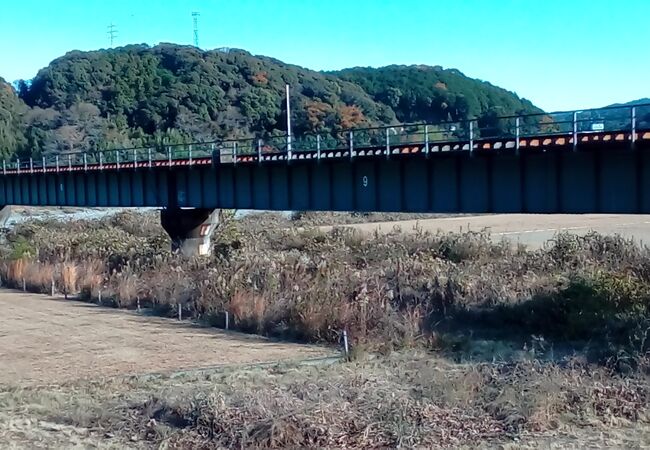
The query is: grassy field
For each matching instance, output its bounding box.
[0,291,333,386]
[3,211,650,362]
[1,211,650,447]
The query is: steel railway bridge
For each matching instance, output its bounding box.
[1,103,649,255]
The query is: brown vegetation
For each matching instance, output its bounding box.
[338,105,367,129]
[1,352,648,448]
[61,262,78,299]
[2,211,650,447]
[1,211,649,370]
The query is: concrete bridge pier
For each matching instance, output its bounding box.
[0,206,11,228]
[160,208,220,257]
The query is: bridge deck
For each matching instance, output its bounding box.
[1,103,650,215]
[2,129,650,176]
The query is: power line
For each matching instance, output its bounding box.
[107,23,118,47]
[192,12,200,48]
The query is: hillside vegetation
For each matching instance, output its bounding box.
[0,78,27,159]
[4,44,540,157]
[331,65,538,123]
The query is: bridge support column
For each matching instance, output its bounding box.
[160,208,220,257]
[0,206,11,229]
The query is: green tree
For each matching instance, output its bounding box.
[4,44,548,159]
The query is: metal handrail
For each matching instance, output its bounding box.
[1,103,648,173]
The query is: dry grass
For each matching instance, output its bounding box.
[24,261,55,293]
[114,268,139,308]
[77,258,105,299]
[0,290,332,386]
[1,259,53,293]
[0,351,648,448]
[238,211,468,233]
[61,262,78,299]
[4,259,26,287]
[2,212,650,368]
[228,291,267,332]
[2,212,650,447]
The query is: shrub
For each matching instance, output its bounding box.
[7,236,36,260]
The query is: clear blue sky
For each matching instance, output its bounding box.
[0,0,647,111]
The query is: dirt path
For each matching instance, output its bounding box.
[318,213,650,248]
[0,290,333,386]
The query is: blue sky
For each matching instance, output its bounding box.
[0,0,647,111]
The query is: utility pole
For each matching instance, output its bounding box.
[286,84,292,158]
[192,12,200,48]
[107,23,118,47]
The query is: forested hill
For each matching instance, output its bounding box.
[0,78,27,159]
[331,66,539,123]
[6,43,541,158]
[608,98,650,107]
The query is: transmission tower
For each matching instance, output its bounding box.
[192,12,200,47]
[107,23,118,47]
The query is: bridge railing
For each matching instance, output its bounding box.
[2,103,650,174]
